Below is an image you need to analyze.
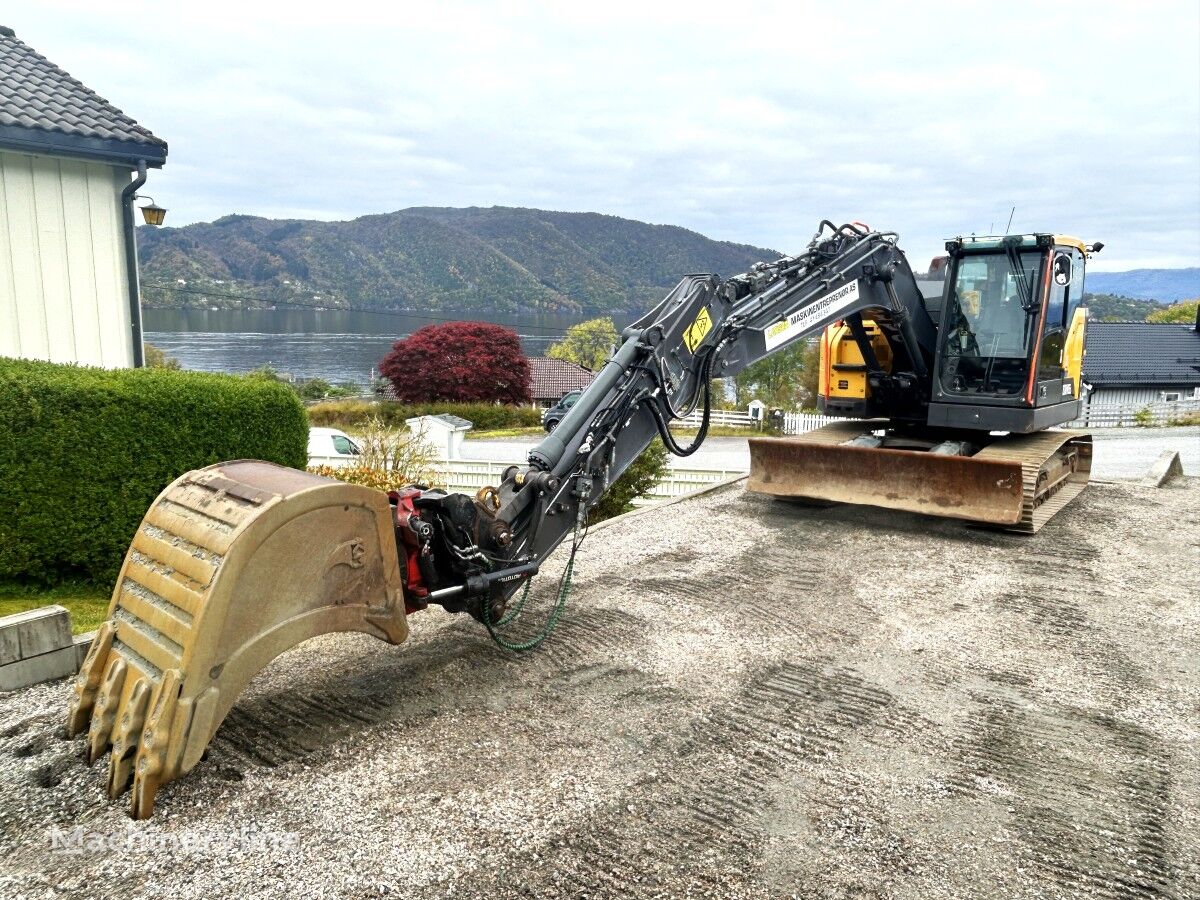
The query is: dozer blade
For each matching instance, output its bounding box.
[66,461,407,818]
[747,423,1092,532]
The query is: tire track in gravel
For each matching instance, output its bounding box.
[469,659,914,898]
[207,604,654,775]
[947,697,1176,899]
[914,487,1183,899]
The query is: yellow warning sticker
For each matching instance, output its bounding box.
[683,306,713,353]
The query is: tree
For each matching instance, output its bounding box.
[380,321,532,404]
[796,341,822,410]
[734,339,820,409]
[1147,299,1199,324]
[144,343,181,370]
[295,377,359,401]
[547,317,618,371]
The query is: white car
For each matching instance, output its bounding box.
[307,427,361,468]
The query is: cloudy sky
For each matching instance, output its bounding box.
[11,1,1200,270]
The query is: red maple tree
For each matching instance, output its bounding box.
[380,321,532,404]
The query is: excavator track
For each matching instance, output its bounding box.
[747,422,1091,533]
[973,429,1092,533]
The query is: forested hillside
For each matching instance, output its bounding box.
[1082,293,1170,321]
[137,207,780,314]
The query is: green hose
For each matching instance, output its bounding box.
[481,553,575,652]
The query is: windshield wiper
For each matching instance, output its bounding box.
[1001,236,1037,312]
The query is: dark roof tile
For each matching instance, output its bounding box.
[1084,322,1200,386]
[0,27,166,162]
[529,357,596,400]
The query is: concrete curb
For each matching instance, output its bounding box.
[1141,450,1184,487]
[0,605,77,692]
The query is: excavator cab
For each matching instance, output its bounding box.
[927,234,1092,432]
[753,232,1097,532]
[818,234,1093,432]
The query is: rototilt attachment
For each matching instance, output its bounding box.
[66,462,408,818]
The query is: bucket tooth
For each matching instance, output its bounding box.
[65,460,409,818]
[67,622,115,737]
[86,656,127,764]
[106,678,150,798]
[131,668,181,819]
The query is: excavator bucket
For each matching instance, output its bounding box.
[66,461,407,818]
[748,423,1091,532]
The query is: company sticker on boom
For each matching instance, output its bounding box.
[762,280,862,351]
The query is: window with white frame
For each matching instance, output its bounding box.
[1160,391,1182,402]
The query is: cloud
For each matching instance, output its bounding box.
[11,0,1198,271]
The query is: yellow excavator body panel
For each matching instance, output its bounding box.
[1053,234,1088,254]
[820,319,893,403]
[1063,306,1088,396]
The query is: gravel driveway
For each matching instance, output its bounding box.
[1,475,1197,898]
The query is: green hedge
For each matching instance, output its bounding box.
[308,399,543,432]
[0,358,308,585]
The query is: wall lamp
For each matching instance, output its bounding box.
[136,195,168,226]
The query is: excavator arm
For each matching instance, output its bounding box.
[397,221,937,621]
[68,221,937,817]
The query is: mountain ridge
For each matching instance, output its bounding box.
[137,207,1200,314]
[137,206,783,314]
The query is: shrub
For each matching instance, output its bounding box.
[1146,299,1199,324]
[308,399,543,432]
[1133,407,1154,427]
[294,377,359,401]
[143,343,181,369]
[588,440,670,524]
[380,321,532,404]
[0,358,308,585]
[309,417,438,491]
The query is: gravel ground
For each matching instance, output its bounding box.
[466,427,1200,479]
[1,477,1198,899]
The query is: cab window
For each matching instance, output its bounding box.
[939,250,1042,396]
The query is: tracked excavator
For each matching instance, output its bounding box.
[67,221,1100,817]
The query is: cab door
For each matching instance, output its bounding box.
[1033,248,1085,407]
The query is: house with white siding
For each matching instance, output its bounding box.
[0,25,167,368]
[1083,316,1200,406]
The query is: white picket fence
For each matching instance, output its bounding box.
[427,459,742,504]
[674,408,840,434]
[1066,399,1200,428]
[779,411,842,434]
[676,408,758,429]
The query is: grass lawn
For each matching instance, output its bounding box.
[466,426,546,440]
[0,582,111,635]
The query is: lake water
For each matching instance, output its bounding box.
[144,307,634,387]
